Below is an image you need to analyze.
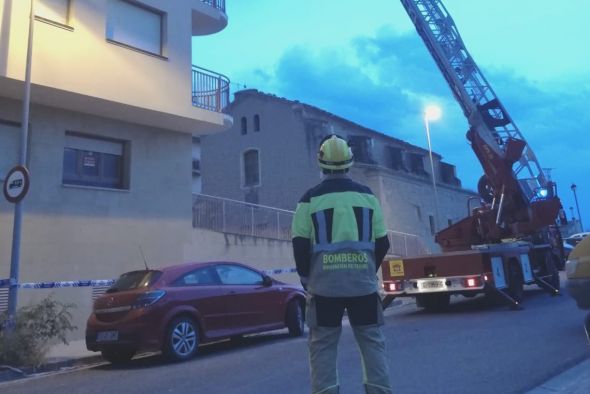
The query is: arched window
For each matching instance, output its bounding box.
[254,114,260,132]
[241,116,247,135]
[243,149,260,187]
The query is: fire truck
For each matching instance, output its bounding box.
[381,0,565,310]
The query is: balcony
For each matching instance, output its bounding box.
[201,0,226,13]
[192,65,230,112]
[192,0,228,35]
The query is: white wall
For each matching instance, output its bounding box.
[0,0,231,133]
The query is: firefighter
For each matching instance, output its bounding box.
[292,134,392,394]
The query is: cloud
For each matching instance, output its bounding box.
[236,27,590,226]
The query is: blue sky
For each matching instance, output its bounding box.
[192,0,590,231]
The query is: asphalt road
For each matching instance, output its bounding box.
[3,278,589,394]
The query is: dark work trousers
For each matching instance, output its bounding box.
[306,292,392,394]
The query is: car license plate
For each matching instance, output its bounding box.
[421,279,445,289]
[97,330,119,342]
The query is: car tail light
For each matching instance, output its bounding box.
[132,290,166,309]
[462,277,482,288]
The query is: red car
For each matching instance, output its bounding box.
[86,261,306,363]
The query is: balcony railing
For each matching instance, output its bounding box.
[193,194,429,257]
[386,230,429,257]
[192,65,230,112]
[201,0,226,13]
[193,194,294,241]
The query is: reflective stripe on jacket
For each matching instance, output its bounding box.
[292,176,387,297]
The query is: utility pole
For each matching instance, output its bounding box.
[571,184,584,231]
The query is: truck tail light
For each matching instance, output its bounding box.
[462,277,482,288]
[384,281,404,292]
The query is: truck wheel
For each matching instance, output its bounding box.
[416,293,450,311]
[506,263,524,303]
[542,254,560,291]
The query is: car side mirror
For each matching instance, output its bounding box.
[262,275,272,287]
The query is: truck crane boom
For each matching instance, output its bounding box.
[400,0,546,197]
[400,0,561,247]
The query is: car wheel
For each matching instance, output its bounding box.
[101,348,135,364]
[163,316,199,362]
[286,299,304,337]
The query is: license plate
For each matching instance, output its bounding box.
[421,279,444,289]
[97,330,119,342]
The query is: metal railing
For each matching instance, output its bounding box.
[386,230,430,257]
[192,65,230,112]
[193,194,294,240]
[201,0,226,13]
[193,194,430,257]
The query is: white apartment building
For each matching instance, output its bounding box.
[0,0,231,329]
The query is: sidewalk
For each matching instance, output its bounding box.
[527,358,590,393]
[45,339,104,366]
[0,339,104,384]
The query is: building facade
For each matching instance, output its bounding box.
[0,0,231,329]
[201,89,479,252]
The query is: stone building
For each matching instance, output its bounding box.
[201,89,478,252]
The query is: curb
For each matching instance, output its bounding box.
[0,354,105,385]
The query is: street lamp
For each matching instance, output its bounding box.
[423,104,442,233]
[571,183,584,231]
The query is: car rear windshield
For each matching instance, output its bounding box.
[107,270,162,293]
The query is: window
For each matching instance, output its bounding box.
[429,215,436,235]
[36,0,70,26]
[253,114,260,132]
[215,265,263,285]
[192,159,200,174]
[386,146,406,171]
[440,162,461,186]
[409,153,427,176]
[106,0,165,56]
[241,116,248,135]
[348,135,375,164]
[174,267,218,286]
[414,205,422,221]
[243,149,260,187]
[107,271,161,293]
[62,133,128,189]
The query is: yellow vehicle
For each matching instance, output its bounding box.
[565,236,590,342]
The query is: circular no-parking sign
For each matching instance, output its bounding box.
[3,165,30,203]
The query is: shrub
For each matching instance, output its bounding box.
[0,296,77,367]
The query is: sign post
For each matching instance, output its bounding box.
[4,0,35,330]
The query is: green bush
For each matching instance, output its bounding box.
[0,296,77,367]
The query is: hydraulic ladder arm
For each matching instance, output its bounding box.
[400,0,561,244]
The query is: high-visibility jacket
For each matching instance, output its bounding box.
[292,175,389,297]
